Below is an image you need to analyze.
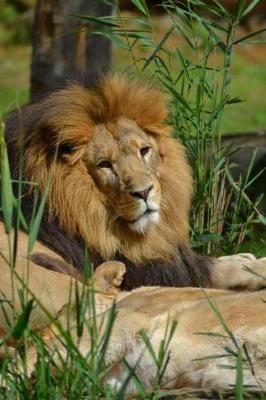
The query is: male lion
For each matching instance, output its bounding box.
[2,74,266,290]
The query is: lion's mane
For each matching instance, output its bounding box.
[5,75,211,289]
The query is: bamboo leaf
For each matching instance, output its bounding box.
[233,28,266,45]
[96,31,130,50]
[72,14,119,27]
[227,96,243,104]
[130,0,149,16]
[242,0,262,17]
[143,25,175,70]
[236,0,248,21]
[207,97,228,126]
[163,81,193,112]
[258,214,266,225]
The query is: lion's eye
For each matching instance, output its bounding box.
[97,160,112,169]
[140,146,151,157]
[58,143,75,155]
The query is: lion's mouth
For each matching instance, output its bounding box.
[125,207,160,234]
[127,208,159,224]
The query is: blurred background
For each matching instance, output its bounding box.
[0,0,265,254]
[0,0,266,133]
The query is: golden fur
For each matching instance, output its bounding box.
[13,75,192,263]
[2,260,266,391]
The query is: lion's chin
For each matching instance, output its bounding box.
[128,210,160,235]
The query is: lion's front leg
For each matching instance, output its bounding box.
[210,254,266,290]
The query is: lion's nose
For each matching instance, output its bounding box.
[130,185,153,201]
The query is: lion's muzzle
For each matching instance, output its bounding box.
[129,184,153,202]
[120,181,161,234]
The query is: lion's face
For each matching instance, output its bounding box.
[16,75,193,262]
[84,118,161,234]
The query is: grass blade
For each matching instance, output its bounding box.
[235,350,244,400]
[0,124,14,234]
[10,299,34,341]
[130,0,149,16]
[28,183,50,253]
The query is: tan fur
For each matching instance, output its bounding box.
[0,241,124,336]
[106,286,266,391]
[0,223,63,262]
[5,260,265,391]
[1,230,266,389]
[15,75,192,263]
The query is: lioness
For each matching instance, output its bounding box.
[1,259,266,392]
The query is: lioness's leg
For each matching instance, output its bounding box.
[210,255,266,290]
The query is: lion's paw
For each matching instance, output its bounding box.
[218,253,257,263]
[243,257,266,290]
[94,261,126,294]
[211,254,266,290]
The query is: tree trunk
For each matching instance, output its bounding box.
[31,0,112,101]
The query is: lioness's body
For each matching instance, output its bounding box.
[0,223,85,334]
[1,231,266,390]
[4,259,264,391]
[103,287,266,390]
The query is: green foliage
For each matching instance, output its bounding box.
[0,0,33,45]
[82,0,266,256]
[238,231,266,257]
[0,123,14,234]
[9,298,34,340]
[0,4,18,24]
